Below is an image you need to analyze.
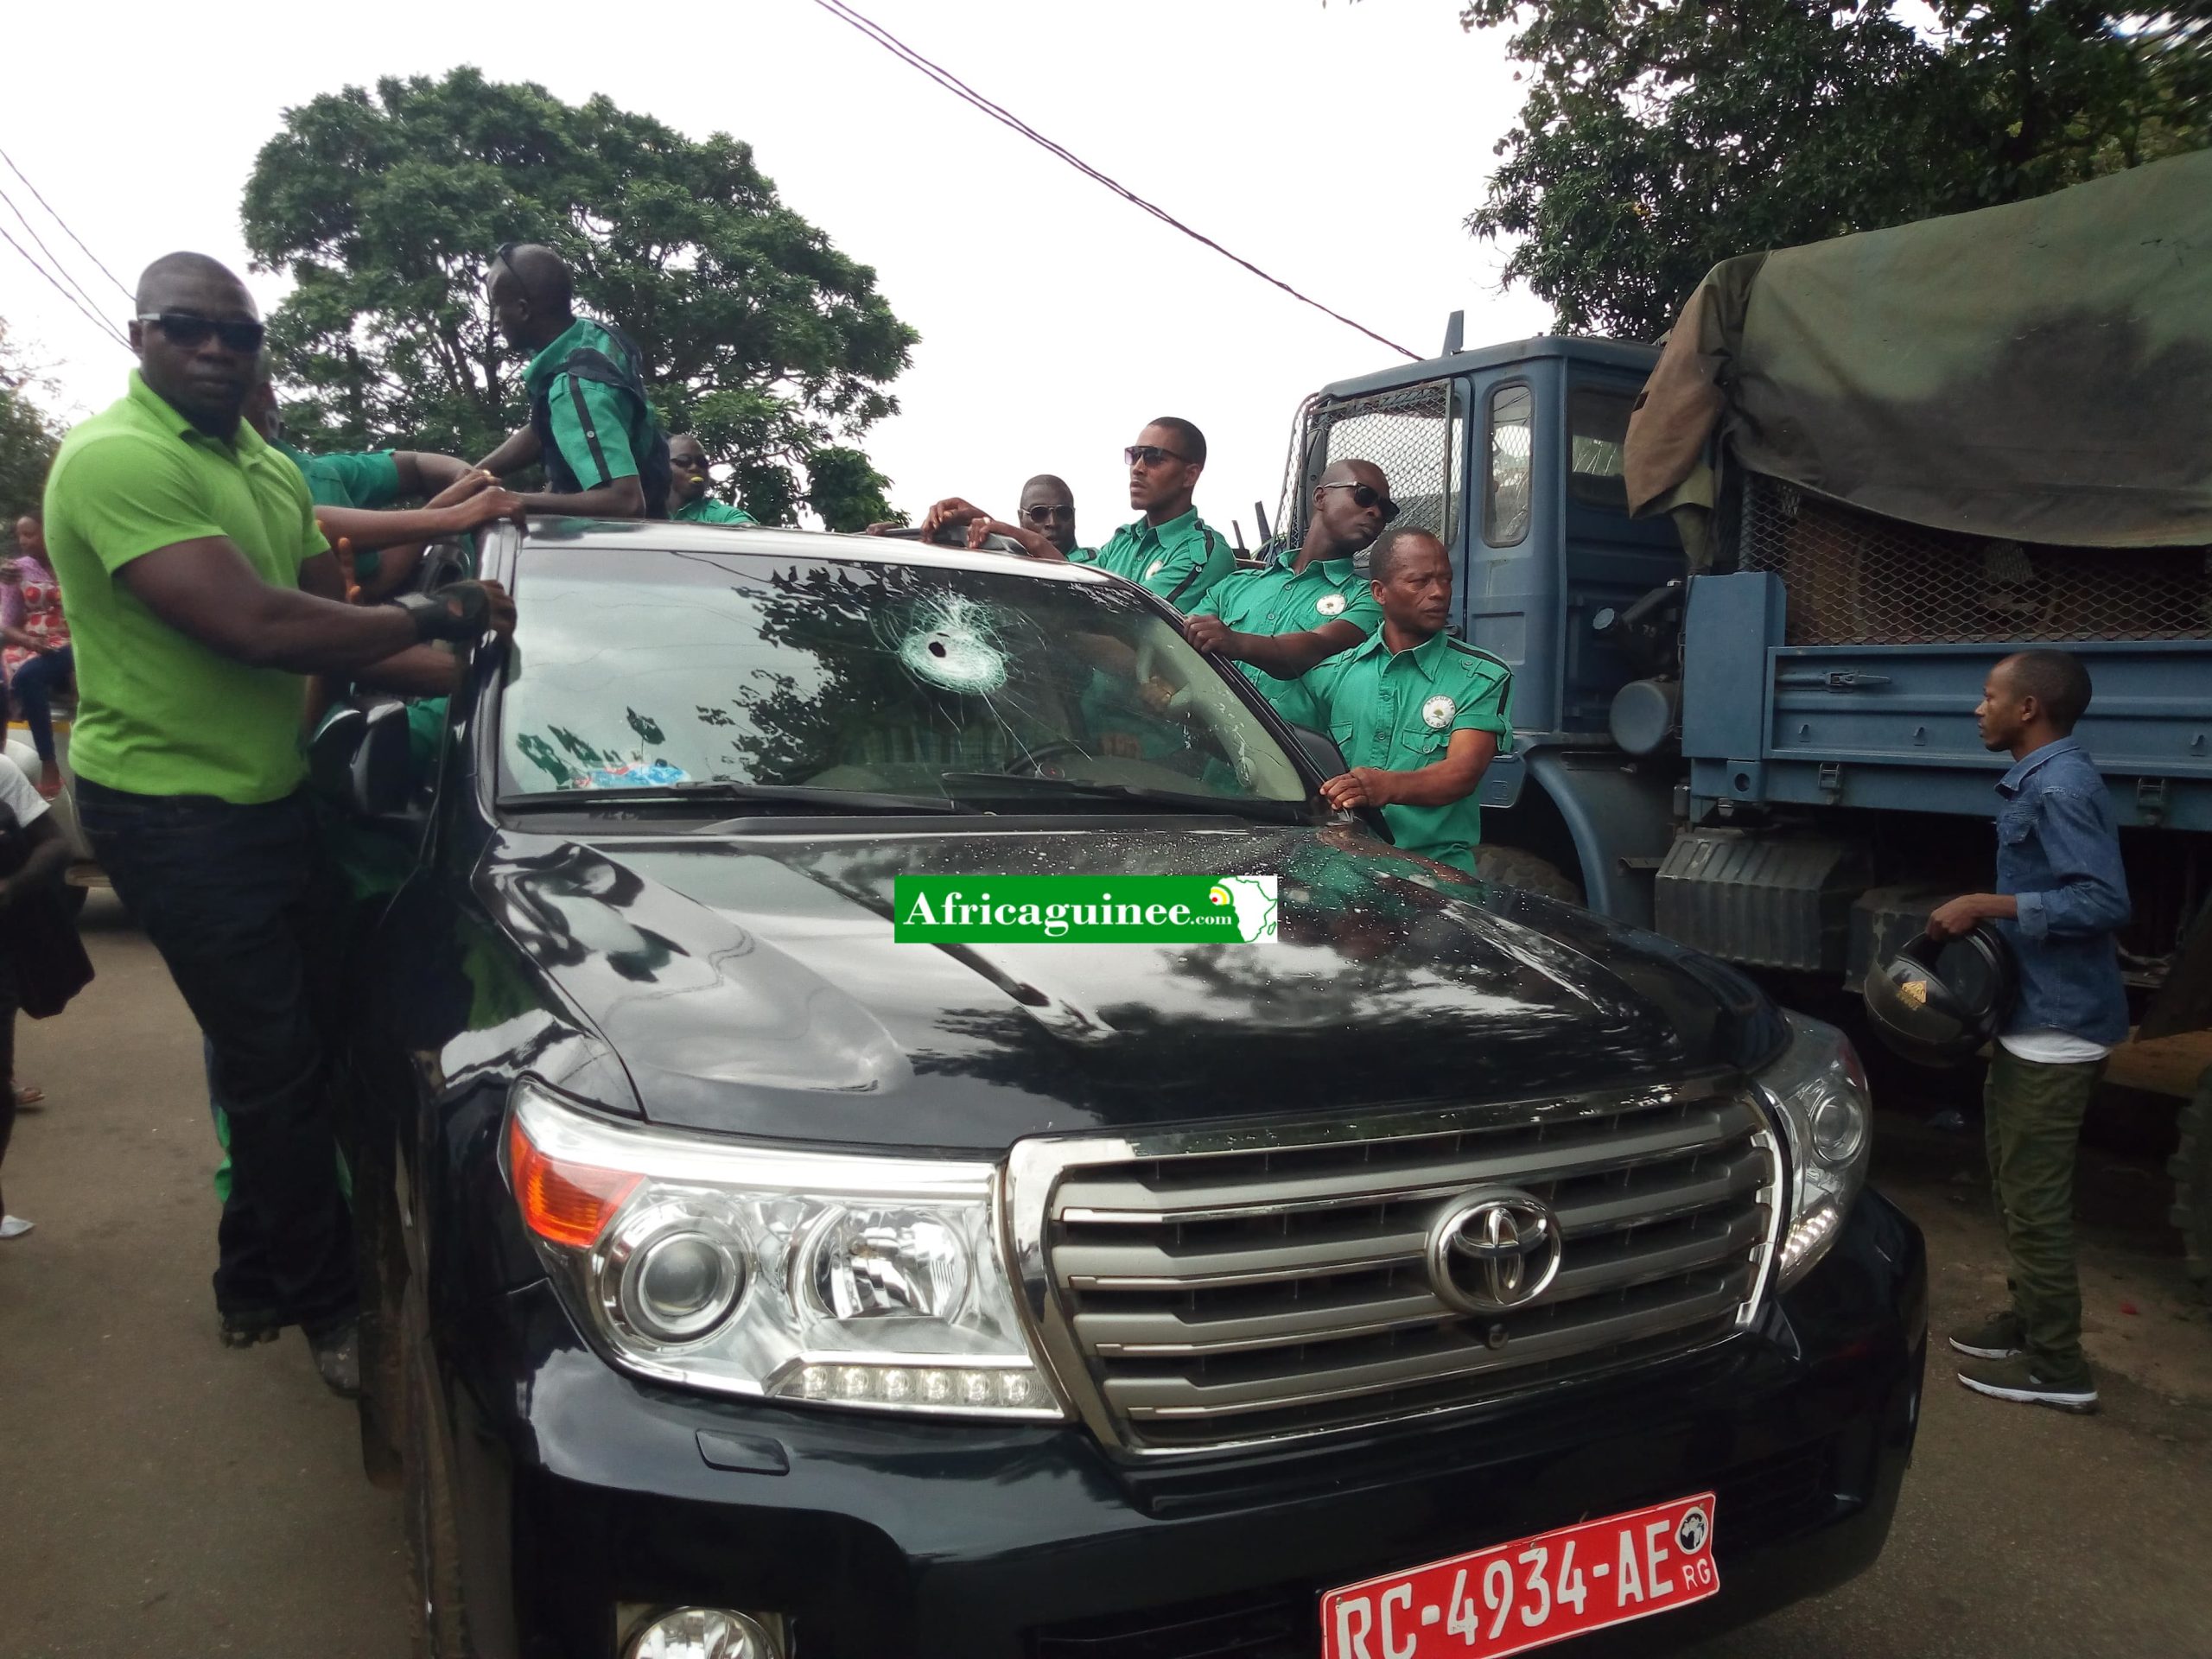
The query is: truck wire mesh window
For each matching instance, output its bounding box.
[1486,383,1532,546]
[1568,388,1633,511]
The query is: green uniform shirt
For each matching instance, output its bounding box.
[274,439,403,510]
[672,497,757,524]
[1285,628,1513,874]
[1069,508,1233,609]
[43,372,329,804]
[1187,545,1383,719]
[526,318,644,489]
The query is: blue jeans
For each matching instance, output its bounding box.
[76,778,356,1332]
[11,646,73,765]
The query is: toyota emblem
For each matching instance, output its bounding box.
[1427,1189,1564,1314]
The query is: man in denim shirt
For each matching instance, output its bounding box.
[1929,651,2129,1414]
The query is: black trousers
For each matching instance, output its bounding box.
[78,778,356,1333]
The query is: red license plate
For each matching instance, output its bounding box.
[1320,1493,1719,1659]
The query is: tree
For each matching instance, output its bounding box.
[0,321,62,522]
[1454,2,2212,339]
[241,68,918,524]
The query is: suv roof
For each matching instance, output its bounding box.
[512,518,1116,584]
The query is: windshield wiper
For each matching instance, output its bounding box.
[938,772,1308,822]
[502,782,969,816]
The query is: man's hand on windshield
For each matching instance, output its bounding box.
[1319,768,1397,810]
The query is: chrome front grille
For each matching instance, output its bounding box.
[1006,1081,1780,1456]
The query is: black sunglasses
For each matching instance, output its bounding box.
[1021,503,1076,524]
[137,312,266,354]
[1124,444,1190,468]
[1319,481,1402,523]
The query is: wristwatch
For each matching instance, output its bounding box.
[392,586,490,643]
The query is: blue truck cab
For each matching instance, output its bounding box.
[1288,334,2210,1004]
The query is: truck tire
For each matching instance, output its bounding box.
[1476,846,1584,906]
[403,1277,477,1659]
[2169,1065,2212,1307]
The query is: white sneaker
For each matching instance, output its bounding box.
[0,1214,33,1240]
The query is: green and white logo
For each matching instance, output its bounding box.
[895,875,1279,944]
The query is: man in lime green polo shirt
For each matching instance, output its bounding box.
[1279,526,1512,875]
[668,433,759,524]
[1184,459,1395,721]
[475,243,670,518]
[42,252,514,1393]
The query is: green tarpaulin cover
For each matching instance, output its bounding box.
[1626,150,2212,550]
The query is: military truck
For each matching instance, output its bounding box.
[1277,150,2211,1269]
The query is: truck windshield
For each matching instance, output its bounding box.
[1569,388,1633,510]
[496,545,1312,810]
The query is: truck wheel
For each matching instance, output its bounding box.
[402,1279,476,1659]
[1476,846,1584,906]
[2169,1065,2212,1307]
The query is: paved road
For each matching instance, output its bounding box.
[3,906,2209,1658]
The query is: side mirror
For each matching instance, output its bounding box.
[308,701,413,817]
[1287,723,1350,779]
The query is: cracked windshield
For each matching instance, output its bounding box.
[498,547,1310,808]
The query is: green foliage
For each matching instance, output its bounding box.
[1456,2,2212,339]
[0,322,62,522]
[241,67,918,523]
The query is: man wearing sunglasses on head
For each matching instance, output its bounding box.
[1182,458,1393,719]
[42,251,515,1399]
[474,242,671,520]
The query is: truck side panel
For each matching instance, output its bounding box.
[1684,574,2212,830]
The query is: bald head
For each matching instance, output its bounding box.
[130,252,262,437]
[487,242,576,352]
[1308,457,1393,560]
[135,251,253,315]
[1018,474,1077,553]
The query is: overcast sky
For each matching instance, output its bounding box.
[0,0,1552,537]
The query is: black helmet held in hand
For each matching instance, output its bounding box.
[1862,923,2018,1070]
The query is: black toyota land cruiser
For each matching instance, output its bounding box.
[327,518,1925,1659]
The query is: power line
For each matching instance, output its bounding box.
[809,0,1420,361]
[0,145,134,302]
[0,181,113,330]
[0,219,130,351]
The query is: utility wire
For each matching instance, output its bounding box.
[0,219,130,351]
[0,145,134,301]
[0,182,115,333]
[810,0,1420,361]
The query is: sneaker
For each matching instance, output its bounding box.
[308,1320,362,1399]
[1955,1352,2099,1414]
[1947,1308,2025,1360]
[0,1214,32,1240]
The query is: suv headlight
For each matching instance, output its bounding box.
[506,1080,1065,1420]
[1755,1011,1872,1287]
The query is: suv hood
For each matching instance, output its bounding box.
[480,823,1783,1152]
